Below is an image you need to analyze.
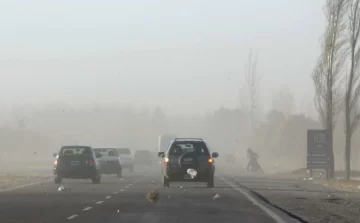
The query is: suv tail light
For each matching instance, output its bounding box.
[164,157,169,166]
[54,158,60,166]
[208,158,213,163]
[89,159,95,166]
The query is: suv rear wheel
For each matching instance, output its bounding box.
[54,176,62,184]
[162,176,170,188]
[92,174,101,184]
[207,174,214,188]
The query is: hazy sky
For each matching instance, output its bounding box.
[0,0,325,115]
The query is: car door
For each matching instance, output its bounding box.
[92,150,101,171]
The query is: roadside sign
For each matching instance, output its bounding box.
[307,129,332,169]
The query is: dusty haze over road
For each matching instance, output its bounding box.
[1,0,323,115]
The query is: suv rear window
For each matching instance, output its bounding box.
[168,141,210,156]
[60,146,93,156]
[93,148,118,157]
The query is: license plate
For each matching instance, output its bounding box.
[184,174,192,179]
[70,161,80,166]
[184,158,193,162]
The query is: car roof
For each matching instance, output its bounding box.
[61,145,92,149]
[173,138,203,142]
[94,148,116,150]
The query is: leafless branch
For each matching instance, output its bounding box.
[345,0,360,135]
[242,50,261,140]
[312,0,348,130]
[343,0,360,180]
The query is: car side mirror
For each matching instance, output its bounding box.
[212,152,219,158]
[158,152,165,158]
[95,152,102,158]
[53,153,58,158]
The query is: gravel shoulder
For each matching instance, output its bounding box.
[225,173,360,223]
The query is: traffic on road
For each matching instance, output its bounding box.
[0,136,298,223]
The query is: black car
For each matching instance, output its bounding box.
[134,150,152,167]
[158,138,219,188]
[53,145,102,184]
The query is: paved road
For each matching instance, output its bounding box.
[0,168,297,223]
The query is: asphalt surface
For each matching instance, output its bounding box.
[0,167,298,223]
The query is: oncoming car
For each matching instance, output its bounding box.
[158,138,218,188]
[53,145,102,184]
[93,148,123,178]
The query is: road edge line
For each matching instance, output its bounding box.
[0,179,53,193]
[220,176,287,223]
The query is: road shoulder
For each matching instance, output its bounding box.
[226,174,360,223]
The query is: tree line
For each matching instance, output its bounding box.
[312,0,360,179]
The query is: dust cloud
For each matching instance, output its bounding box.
[1,94,359,176]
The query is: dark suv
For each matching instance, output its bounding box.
[158,138,218,188]
[53,145,102,184]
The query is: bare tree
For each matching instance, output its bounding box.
[312,0,348,178]
[242,51,261,145]
[344,0,360,180]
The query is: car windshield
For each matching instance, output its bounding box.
[60,147,92,156]
[93,148,118,157]
[117,148,130,155]
[168,142,210,156]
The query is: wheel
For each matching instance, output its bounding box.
[207,174,214,188]
[117,171,122,178]
[92,174,101,184]
[162,176,170,188]
[54,176,62,184]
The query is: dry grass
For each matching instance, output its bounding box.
[315,179,360,192]
[0,177,14,183]
[291,168,309,175]
[146,190,160,203]
[0,173,44,183]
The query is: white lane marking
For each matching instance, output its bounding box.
[96,201,104,204]
[83,207,92,211]
[120,189,124,192]
[0,180,52,193]
[106,196,111,199]
[125,186,129,188]
[67,214,78,220]
[113,192,118,195]
[220,177,286,223]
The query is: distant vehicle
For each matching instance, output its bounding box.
[134,150,152,167]
[93,148,123,178]
[157,134,176,153]
[158,138,219,188]
[116,148,134,172]
[53,145,102,184]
